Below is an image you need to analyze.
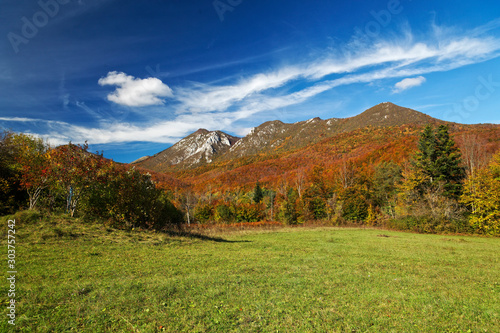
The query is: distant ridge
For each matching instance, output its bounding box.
[343,102,442,131]
[134,102,447,172]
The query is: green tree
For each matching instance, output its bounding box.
[413,125,436,181]
[303,166,330,220]
[412,125,465,198]
[0,131,26,213]
[194,203,214,223]
[278,197,298,224]
[373,161,402,218]
[397,125,466,225]
[341,185,369,222]
[253,182,264,203]
[214,202,235,223]
[434,125,466,198]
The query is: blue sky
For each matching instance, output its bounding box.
[1,0,500,162]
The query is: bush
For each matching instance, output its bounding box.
[307,197,327,220]
[214,203,235,224]
[81,165,183,230]
[4,209,44,225]
[277,199,298,225]
[194,203,214,223]
[236,203,264,223]
[342,200,368,222]
[387,215,471,234]
[341,188,369,222]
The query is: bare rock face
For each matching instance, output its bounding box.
[135,129,240,171]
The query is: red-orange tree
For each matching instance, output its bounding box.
[14,134,50,210]
[48,142,106,217]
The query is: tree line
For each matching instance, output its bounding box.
[1,125,499,235]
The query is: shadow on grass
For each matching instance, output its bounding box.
[163,228,251,243]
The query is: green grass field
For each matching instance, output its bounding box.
[1,214,499,332]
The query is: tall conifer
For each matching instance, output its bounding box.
[253,182,264,203]
[413,125,465,198]
[434,125,465,198]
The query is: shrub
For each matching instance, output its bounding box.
[277,199,298,225]
[214,203,235,224]
[341,187,368,222]
[6,209,44,225]
[194,203,214,223]
[387,215,471,234]
[81,165,183,230]
[236,203,265,223]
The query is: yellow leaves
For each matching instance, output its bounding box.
[461,150,500,235]
[396,167,428,209]
[365,204,378,226]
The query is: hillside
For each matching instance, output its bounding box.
[133,102,500,192]
[181,124,500,190]
[224,102,444,160]
[136,102,447,173]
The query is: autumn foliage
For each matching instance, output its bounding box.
[461,151,500,235]
[2,123,500,236]
[1,132,182,229]
[163,123,500,235]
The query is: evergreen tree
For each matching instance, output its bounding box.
[253,182,264,203]
[412,125,465,198]
[434,125,466,198]
[373,161,402,218]
[413,125,437,181]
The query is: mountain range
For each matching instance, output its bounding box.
[135,102,445,171]
[133,102,500,191]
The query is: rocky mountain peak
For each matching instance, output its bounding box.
[134,129,240,170]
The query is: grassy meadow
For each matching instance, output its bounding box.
[1,213,499,332]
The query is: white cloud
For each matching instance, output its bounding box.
[169,26,500,115]
[0,117,69,126]
[174,68,303,113]
[98,71,173,107]
[12,20,500,146]
[393,76,427,93]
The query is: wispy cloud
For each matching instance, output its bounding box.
[0,117,68,126]
[168,24,500,115]
[8,20,500,146]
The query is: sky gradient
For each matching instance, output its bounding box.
[1,0,500,162]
